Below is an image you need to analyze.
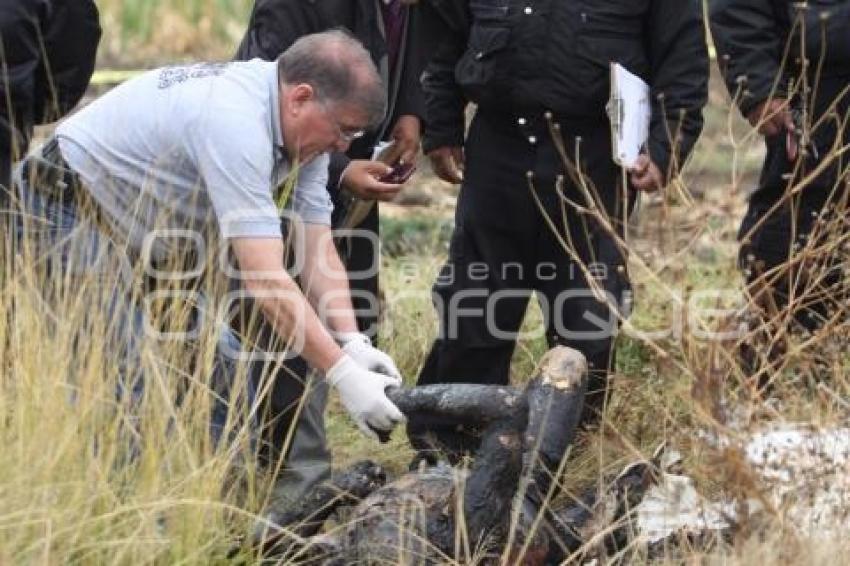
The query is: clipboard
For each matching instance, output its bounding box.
[606,63,650,168]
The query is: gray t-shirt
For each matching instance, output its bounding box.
[55,60,332,259]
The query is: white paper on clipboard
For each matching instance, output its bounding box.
[606,63,650,168]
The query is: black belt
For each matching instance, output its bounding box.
[477,106,608,139]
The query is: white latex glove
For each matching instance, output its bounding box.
[338,332,402,380]
[326,354,405,441]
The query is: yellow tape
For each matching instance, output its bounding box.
[90,69,144,86]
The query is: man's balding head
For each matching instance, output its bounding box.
[277,30,386,128]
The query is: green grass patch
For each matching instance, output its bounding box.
[380,214,454,258]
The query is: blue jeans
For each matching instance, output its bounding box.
[5,148,256,453]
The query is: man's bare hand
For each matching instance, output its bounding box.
[428,146,464,184]
[629,154,664,192]
[748,98,795,137]
[341,159,404,201]
[381,115,421,166]
[747,98,798,160]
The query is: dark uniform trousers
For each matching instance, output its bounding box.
[408,108,634,461]
[738,74,850,335]
[330,185,381,338]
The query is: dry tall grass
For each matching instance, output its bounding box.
[0,205,266,563]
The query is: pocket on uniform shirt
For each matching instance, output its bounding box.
[455,13,512,100]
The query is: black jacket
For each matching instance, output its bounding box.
[0,0,100,164]
[420,0,709,181]
[235,0,427,180]
[711,0,850,118]
[711,0,850,207]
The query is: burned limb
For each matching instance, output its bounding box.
[435,347,589,561]
[523,347,589,503]
[342,394,531,563]
[462,393,530,550]
[514,347,589,562]
[387,383,523,425]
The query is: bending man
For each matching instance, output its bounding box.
[5,31,404,474]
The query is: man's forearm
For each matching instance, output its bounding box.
[300,224,359,337]
[246,273,345,372]
[231,236,345,373]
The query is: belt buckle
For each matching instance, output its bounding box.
[21,139,71,200]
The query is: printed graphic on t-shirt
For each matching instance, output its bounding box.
[157,63,229,89]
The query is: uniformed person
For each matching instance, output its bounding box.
[409,0,709,500]
[711,0,850,375]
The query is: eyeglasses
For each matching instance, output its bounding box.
[318,100,366,143]
[335,123,366,144]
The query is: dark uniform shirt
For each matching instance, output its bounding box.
[420,0,709,180]
[711,0,850,205]
[711,0,850,116]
